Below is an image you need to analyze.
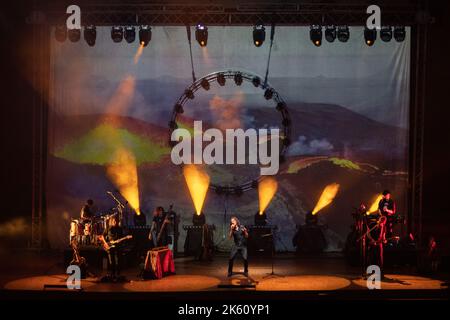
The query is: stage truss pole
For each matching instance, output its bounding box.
[30,20,50,250]
[409,14,428,247]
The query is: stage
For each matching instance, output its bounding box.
[1,251,448,300]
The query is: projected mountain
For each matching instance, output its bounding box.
[52,114,170,165]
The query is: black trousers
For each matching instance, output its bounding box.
[106,248,121,277]
[228,246,248,274]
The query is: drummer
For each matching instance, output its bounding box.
[80,199,95,244]
[81,199,95,222]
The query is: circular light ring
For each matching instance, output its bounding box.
[169,69,292,194]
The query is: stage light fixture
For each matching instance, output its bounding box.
[200,78,210,90]
[325,26,336,43]
[185,89,195,99]
[234,73,243,86]
[264,88,274,100]
[139,25,152,46]
[253,24,266,47]
[364,27,377,46]
[252,76,261,87]
[174,103,184,114]
[124,26,136,43]
[111,26,123,43]
[380,26,392,42]
[393,26,406,42]
[217,73,226,86]
[337,26,350,42]
[55,25,67,42]
[310,25,322,46]
[83,25,96,46]
[68,28,81,42]
[195,24,208,47]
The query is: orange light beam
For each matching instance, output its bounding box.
[183,165,210,215]
[312,183,340,215]
[258,177,278,215]
[367,194,383,214]
[106,148,141,215]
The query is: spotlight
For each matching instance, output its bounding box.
[217,73,226,86]
[111,26,123,43]
[310,25,322,47]
[252,76,261,87]
[393,26,406,42]
[364,27,377,46]
[139,25,152,46]
[185,89,194,99]
[337,26,350,42]
[55,25,67,42]
[174,103,184,114]
[68,28,81,42]
[253,24,266,47]
[264,88,274,100]
[124,26,136,43]
[380,26,392,42]
[324,26,336,43]
[200,78,210,91]
[234,73,243,86]
[83,25,96,46]
[195,24,208,47]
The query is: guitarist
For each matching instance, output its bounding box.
[149,206,167,247]
[103,215,124,280]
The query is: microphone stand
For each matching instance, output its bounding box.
[262,227,284,279]
[106,191,127,225]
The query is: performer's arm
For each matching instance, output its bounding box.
[243,227,249,238]
[228,225,234,239]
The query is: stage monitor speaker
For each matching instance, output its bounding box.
[184,229,203,256]
[294,225,327,253]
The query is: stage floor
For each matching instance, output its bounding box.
[1,251,448,299]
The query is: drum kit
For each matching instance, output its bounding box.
[69,212,118,246]
[70,191,130,246]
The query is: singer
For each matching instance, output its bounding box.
[228,216,249,277]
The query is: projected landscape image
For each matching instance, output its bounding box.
[47,26,410,251]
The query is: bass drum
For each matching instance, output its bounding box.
[69,219,83,244]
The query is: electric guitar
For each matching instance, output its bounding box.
[98,235,132,251]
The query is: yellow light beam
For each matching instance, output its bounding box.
[367,194,383,214]
[312,183,340,215]
[258,177,278,215]
[183,165,210,215]
[134,43,144,65]
[106,148,141,215]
